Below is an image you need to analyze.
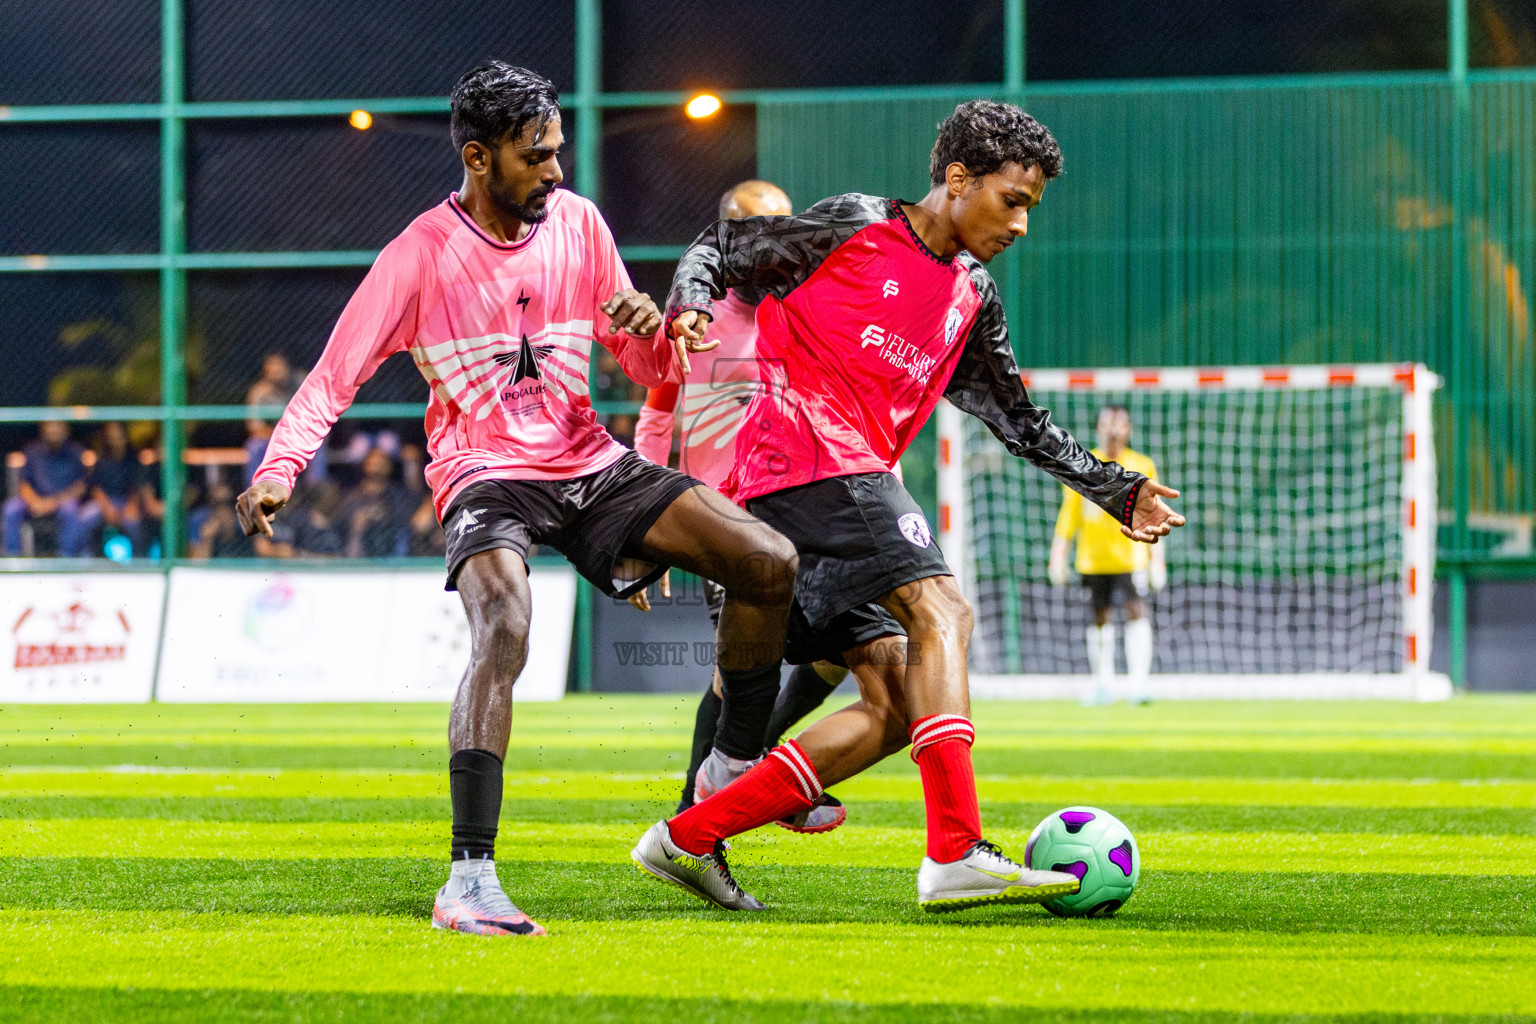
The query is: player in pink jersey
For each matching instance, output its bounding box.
[630,180,850,832]
[234,64,798,935]
[633,100,1186,913]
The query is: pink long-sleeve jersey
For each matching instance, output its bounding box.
[632,289,759,490]
[253,190,680,519]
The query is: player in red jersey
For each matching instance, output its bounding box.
[234,64,798,936]
[633,100,1185,912]
[630,179,849,832]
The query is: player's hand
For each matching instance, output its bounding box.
[1121,480,1185,544]
[668,309,718,376]
[1048,554,1069,588]
[626,569,671,612]
[236,480,292,538]
[601,288,662,338]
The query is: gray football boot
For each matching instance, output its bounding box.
[917,839,1082,912]
[631,820,767,911]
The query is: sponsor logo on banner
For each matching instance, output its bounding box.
[13,593,129,669]
[1,574,163,702]
[243,577,315,650]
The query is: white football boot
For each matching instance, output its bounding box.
[431,857,547,936]
[631,820,766,911]
[917,839,1082,912]
[692,747,761,804]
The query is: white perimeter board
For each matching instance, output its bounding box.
[156,566,574,702]
[1,572,166,702]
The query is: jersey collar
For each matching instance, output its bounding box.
[888,199,953,267]
[449,193,543,252]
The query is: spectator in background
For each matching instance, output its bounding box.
[292,480,346,558]
[79,422,146,556]
[408,490,446,556]
[245,353,314,485]
[134,446,166,556]
[188,480,255,559]
[399,443,427,494]
[4,420,91,556]
[341,447,412,557]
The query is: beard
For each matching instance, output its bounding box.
[488,159,555,224]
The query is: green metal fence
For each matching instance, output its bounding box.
[4,0,1532,687]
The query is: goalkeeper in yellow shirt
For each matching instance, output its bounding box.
[1048,405,1166,703]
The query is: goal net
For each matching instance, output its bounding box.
[936,364,1448,700]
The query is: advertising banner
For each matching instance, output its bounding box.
[1,572,165,702]
[156,566,574,702]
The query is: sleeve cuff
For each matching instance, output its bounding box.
[1117,476,1145,527]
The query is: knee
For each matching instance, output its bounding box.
[473,592,530,667]
[725,529,798,607]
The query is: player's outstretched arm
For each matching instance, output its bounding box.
[236,479,292,538]
[663,194,891,333]
[1120,480,1186,544]
[944,261,1148,523]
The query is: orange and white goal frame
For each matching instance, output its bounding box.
[935,363,1448,701]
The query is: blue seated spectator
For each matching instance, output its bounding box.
[341,448,412,558]
[188,480,255,559]
[292,480,346,557]
[4,420,92,556]
[78,423,147,555]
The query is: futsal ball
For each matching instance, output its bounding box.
[1024,805,1140,917]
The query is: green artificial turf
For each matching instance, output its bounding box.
[3,697,1535,1021]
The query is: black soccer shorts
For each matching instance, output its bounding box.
[1084,571,1149,612]
[747,471,950,666]
[441,451,701,597]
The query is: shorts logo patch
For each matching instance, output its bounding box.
[897,512,932,548]
[944,307,964,347]
[454,508,489,539]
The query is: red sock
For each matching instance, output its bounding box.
[667,740,821,856]
[909,714,981,862]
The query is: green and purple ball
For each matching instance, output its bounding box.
[1024,806,1140,917]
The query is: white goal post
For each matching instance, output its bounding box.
[937,363,1449,701]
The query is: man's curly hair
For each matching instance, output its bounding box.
[450,62,560,152]
[929,100,1062,186]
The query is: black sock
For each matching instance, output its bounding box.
[449,748,503,862]
[714,662,782,760]
[679,685,723,812]
[764,663,840,749]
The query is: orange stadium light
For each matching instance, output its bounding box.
[685,93,722,119]
[349,109,373,130]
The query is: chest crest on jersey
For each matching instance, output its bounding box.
[494,334,554,414]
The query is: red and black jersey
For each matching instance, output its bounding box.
[665,193,1146,525]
